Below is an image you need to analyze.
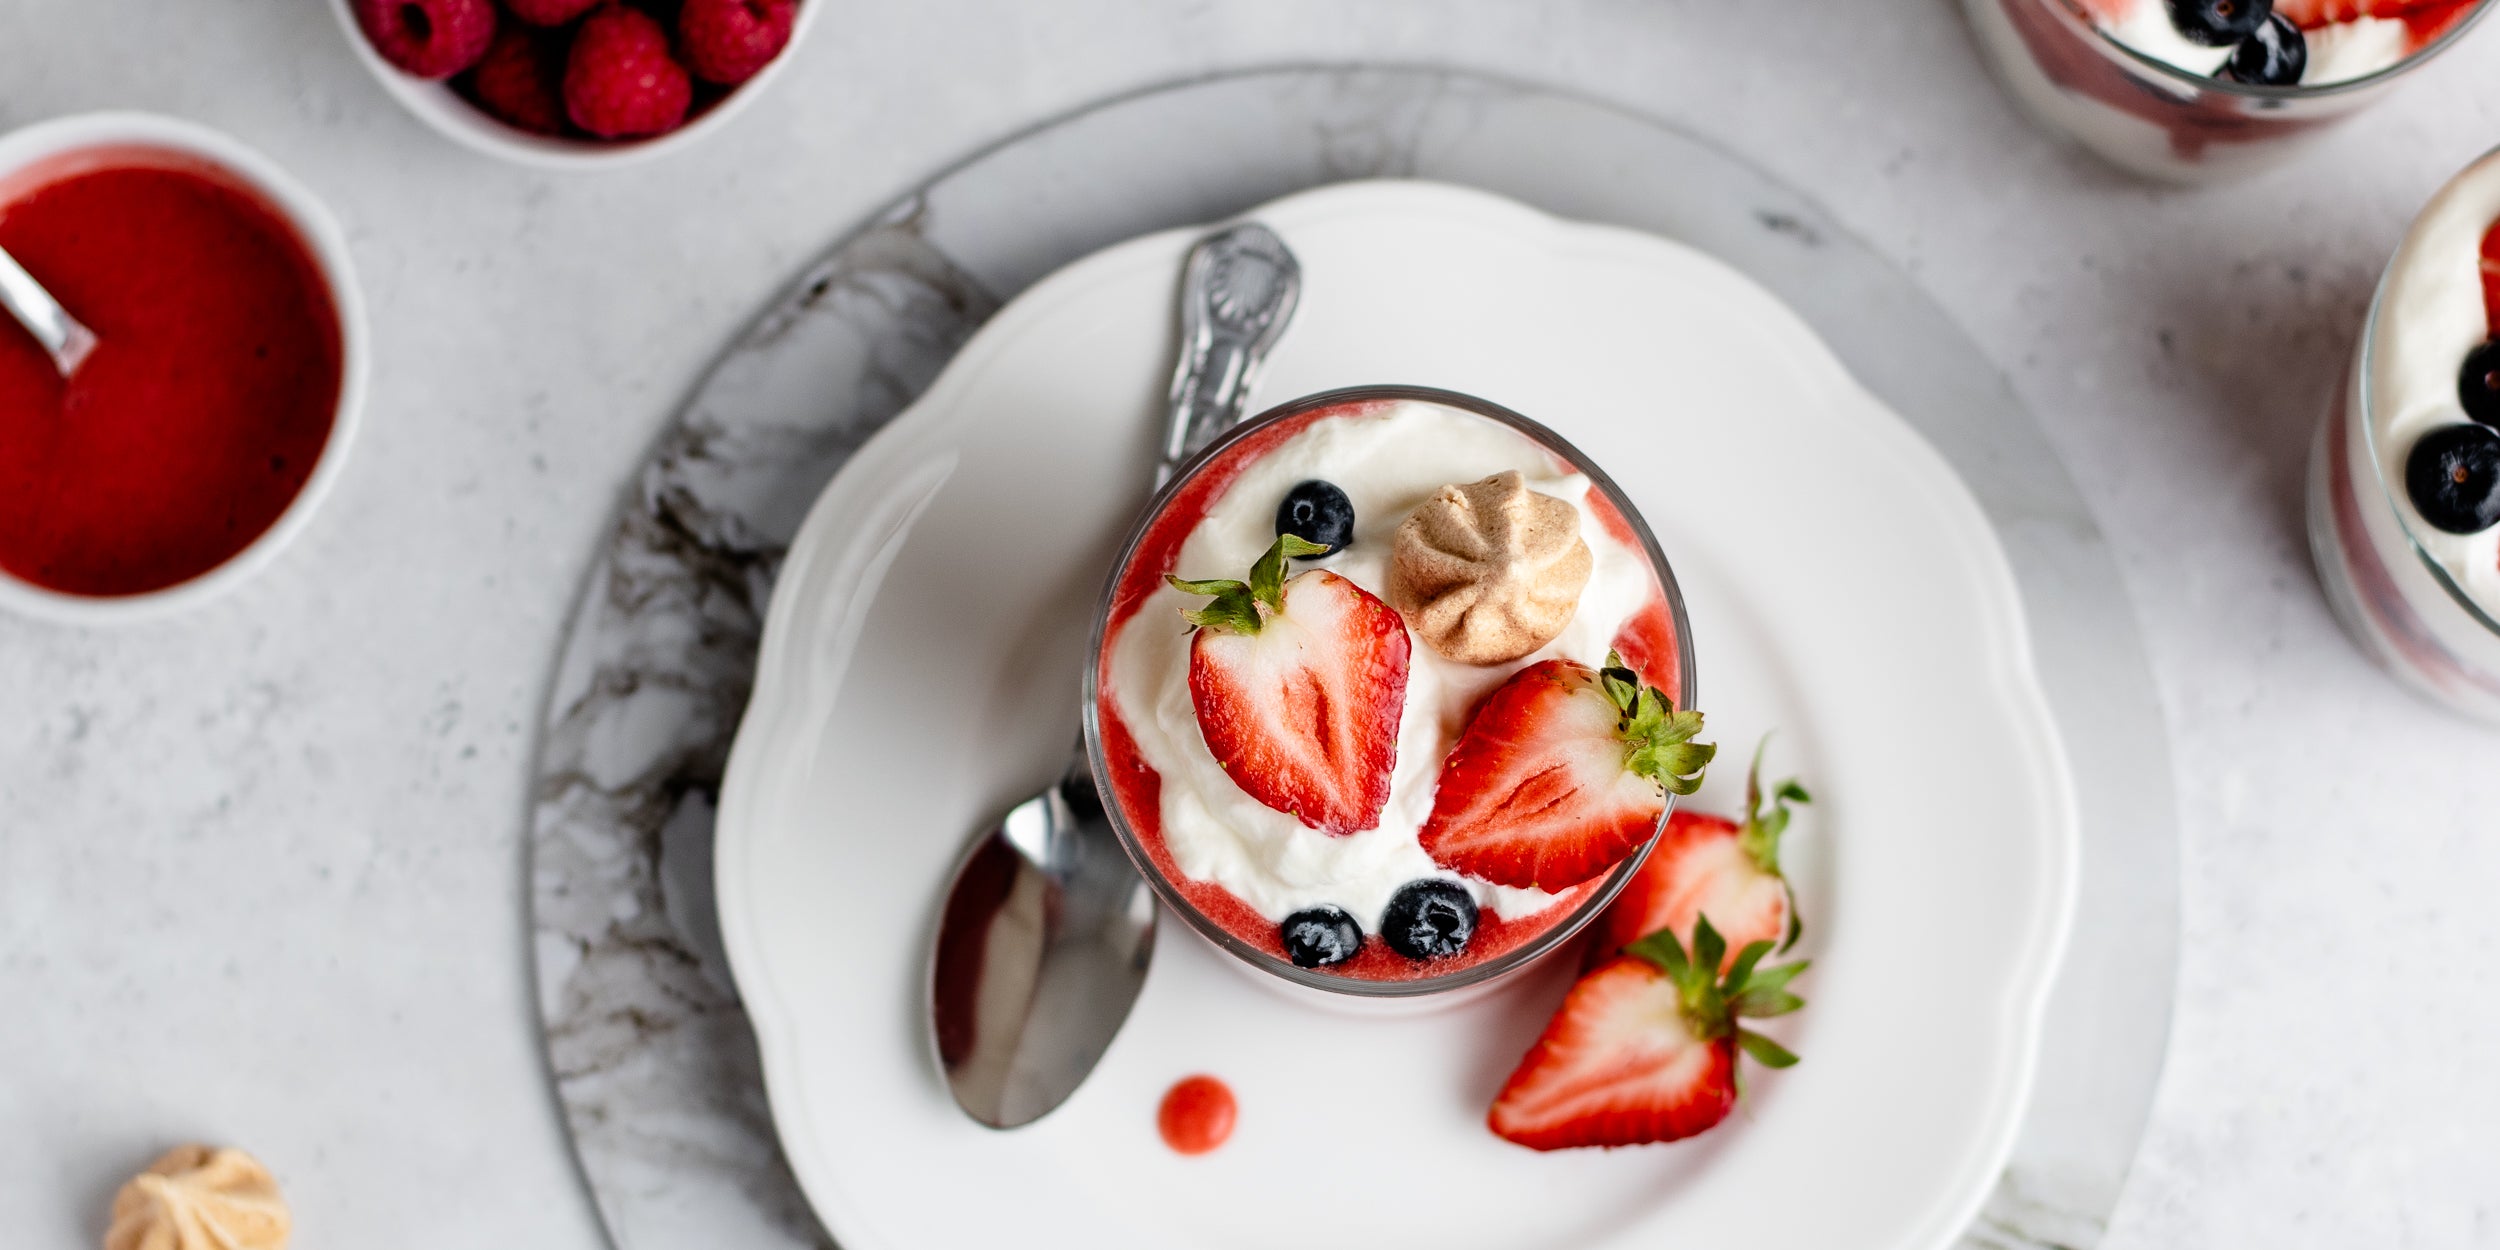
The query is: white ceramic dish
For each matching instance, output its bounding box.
[715,180,2078,1250]
[0,111,368,625]
[325,0,822,169]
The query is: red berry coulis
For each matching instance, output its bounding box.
[0,150,342,597]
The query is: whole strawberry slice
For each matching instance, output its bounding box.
[1168,534,1410,835]
[1490,916,1806,1151]
[1589,739,1810,970]
[1419,654,1712,891]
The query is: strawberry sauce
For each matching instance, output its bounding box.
[2478,216,2500,337]
[1094,399,1685,983]
[0,150,342,597]
[1156,1075,1237,1155]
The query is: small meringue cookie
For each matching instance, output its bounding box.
[104,1145,290,1250]
[1388,471,1593,665]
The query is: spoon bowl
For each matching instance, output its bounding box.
[929,746,1158,1128]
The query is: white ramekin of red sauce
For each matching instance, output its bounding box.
[0,112,367,623]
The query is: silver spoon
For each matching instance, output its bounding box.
[928,222,1302,1129]
[0,243,97,376]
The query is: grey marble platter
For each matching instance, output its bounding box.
[527,65,2178,1250]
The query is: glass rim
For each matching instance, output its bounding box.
[2353,156,2500,640]
[1079,383,1701,999]
[2031,0,2495,101]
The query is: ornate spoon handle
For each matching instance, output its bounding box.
[1161,222,1301,479]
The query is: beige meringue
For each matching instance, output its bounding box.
[1387,471,1593,665]
[104,1145,290,1250]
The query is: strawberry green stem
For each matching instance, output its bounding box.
[1626,914,1809,1065]
[1735,736,1810,873]
[1598,650,1713,796]
[1168,533,1328,634]
[1731,734,1812,951]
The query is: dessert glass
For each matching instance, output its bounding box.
[1082,384,1699,1006]
[2309,247,2500,723]
[1962,0,2491,183]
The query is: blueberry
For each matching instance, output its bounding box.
[2217,12,2305,85]
[1280,906,1364,968]
[2405,424,2500,535]
[1275,480,1355,556]
[2458,340,2500,428]
[1379,880,1478,961]
[2165,0,2271,46]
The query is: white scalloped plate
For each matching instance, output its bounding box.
[715,180,2077,1250]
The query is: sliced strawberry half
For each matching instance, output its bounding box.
[1419,654,1712,891]
[1589,739,1811,970]
[1489,916,1807,1151]
[1169,534,1411,834]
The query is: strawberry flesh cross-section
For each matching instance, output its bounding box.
[1418,655,1713,891]
[1488,916,1807,1151]
[1168,534,1412,835]
[1587,738,1811,971]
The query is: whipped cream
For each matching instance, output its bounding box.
[1107,400,1657,933]
[2304,16,2413,82]
[2100,0,2232,75]
[2366,150,2500,617]
[2087,0,2424,85]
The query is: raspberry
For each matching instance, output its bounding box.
[466,23,569,135]
[502,0,600,25]
[353,0,497,79]
[625,0,686,26]
[563,5,692,139]
[677,0,796,85]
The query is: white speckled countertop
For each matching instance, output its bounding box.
[3,1,2498,1246]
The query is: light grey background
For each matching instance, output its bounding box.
[2,2,2497,1248]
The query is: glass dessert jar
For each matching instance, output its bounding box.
[1083,385,1701,1007]
[1962,0,2490,183]
[2308,148,2500,723]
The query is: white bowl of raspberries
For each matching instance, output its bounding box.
[332,0,815,166]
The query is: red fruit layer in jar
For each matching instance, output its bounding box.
[0,148,342,598]
[1093,399,1684,983]
[2273,0,2483,45]
[2004,0,2483,166]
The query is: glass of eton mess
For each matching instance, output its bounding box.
[2310,147,2500,722]
[1084,385,1707,1003]
[1964,0,2491,182]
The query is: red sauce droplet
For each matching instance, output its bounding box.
[1156,1075,1236,1155]
[0,150,342,597]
